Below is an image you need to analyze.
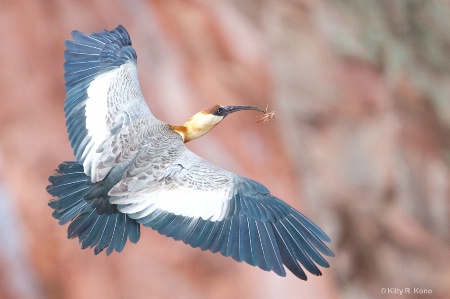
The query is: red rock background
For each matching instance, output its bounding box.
[0,0,449,298]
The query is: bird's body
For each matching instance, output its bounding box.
[48,25,333,280]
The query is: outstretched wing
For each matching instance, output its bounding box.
[64,25,159,182]
[109,148,334,280]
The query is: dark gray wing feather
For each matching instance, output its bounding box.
[64,25,159,183]
[112,147,333,280]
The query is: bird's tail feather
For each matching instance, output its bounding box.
[47,161,140,255]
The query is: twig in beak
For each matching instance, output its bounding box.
[256,105,276,123]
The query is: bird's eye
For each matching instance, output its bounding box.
[216,108,223,115]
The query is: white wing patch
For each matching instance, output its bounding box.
[110,187,233,222]
[83,69,119,180]
[85,70,116,142]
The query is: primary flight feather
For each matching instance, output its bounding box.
[47,25,334,280]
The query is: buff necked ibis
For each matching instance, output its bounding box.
[47,25,334,280]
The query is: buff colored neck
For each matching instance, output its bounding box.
[171,112,223,143]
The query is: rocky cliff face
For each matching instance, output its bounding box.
[0,1,448,298]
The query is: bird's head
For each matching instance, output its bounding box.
[171,104,265,143]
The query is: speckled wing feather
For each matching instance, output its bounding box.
[48,25,155,255]
[64,25,159,182]
[108,146,334,280]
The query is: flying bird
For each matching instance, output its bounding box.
[47,25,334,280]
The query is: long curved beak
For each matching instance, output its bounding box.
[222,105,265,116]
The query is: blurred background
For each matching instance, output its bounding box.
[0,0,449,298]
